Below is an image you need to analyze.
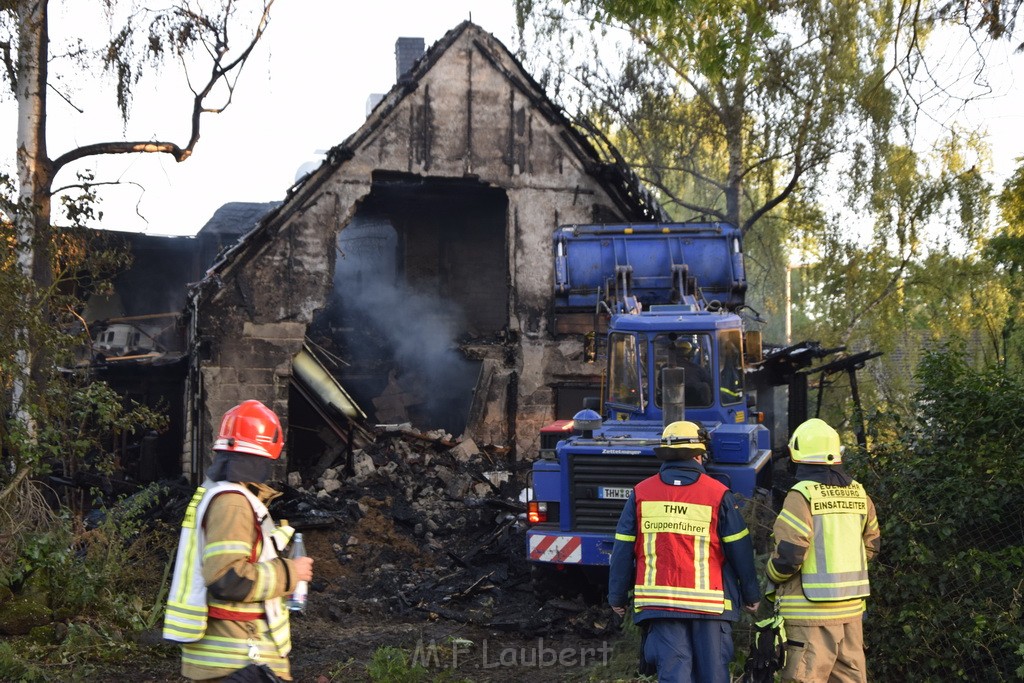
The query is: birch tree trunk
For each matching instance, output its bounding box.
[12,0,51,432]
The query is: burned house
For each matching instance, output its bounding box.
[79,202,279,482]
[182,22,666,479]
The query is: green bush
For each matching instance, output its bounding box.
[0,175,173,677]
[851,345,1024,681]
[0,641,46,682]
[0,485,176,678]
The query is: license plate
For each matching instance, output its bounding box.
[598,486,632,500]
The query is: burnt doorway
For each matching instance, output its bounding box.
[307,174,509,436]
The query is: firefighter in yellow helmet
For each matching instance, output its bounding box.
[163,400,314,681]
[766,418,880,683]
[609,421,760,682]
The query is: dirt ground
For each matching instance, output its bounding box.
[275,524,626,683]
[93,431,637,683]
[287,607,625,683]
[95,616,627,683]
[111,521,630,683]
[116,612,626,683]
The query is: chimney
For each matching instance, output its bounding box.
[395,37,425,82]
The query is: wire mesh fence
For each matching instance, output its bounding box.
[731,457,1024,683]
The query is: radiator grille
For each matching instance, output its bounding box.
[569,454,662,532]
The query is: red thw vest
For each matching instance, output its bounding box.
[632,472,727,614]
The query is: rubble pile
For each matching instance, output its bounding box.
[123,424,615,642]
[269,426,615,638]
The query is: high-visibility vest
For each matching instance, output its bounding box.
[631,473,727,614]
[162,480,290,656]
[791,480,870,601]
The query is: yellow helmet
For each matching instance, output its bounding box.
[655,420,707,460]
[788,418,842,464]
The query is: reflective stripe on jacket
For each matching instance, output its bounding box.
[767,478,880,625]
[181,618,289,675]
[632,472,728,614]
[163,480,292,662]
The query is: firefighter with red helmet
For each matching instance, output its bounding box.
[766,418,880,683]
[163,400,313,681]
[608,421,761,682]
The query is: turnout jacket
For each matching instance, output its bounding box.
[164,479,301,681]
[766,466,881,625]
[608,460,761,623]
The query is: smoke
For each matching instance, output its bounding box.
[330,217,479,434]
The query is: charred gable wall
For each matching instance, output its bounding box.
[187,23,648,477]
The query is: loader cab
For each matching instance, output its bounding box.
[605,309,748,426]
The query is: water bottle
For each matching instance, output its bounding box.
[286,532,308,612]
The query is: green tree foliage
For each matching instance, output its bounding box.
[978,160,1024,367]
[517,3,1013,425]
[1,175,165,503]
[516,0,958,415]
[2,1,274,454]
[517,3,1007,424]
[0,3,272,666]
[793,135,992,344]
[784,132,997,426]
[0,176,172,671]
[850,346,1024,680]
[0,179,166,539]
[1,0,273,294]
[516,0,907,235]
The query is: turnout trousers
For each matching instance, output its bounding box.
[781,620,867,683]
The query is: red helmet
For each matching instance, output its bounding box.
[213,400,283,459]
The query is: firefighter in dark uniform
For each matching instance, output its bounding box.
[609,421,761,683]
[675,339,713,406]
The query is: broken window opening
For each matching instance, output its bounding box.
[302,174,509,438]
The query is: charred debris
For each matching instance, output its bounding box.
[137,420,614,638]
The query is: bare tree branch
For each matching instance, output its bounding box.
[0,466,32,506]
[50,0,274,177]
[53,140,189,170]
[50,177,144,197]
[47,82,83,113]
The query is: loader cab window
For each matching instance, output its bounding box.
[718,329,744,405]
[608,332,646,411]
[654,333,713,409]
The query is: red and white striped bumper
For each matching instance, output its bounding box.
[528,533,583,563]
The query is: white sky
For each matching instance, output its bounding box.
[5,2,1024,237]
[31,2,521,237]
